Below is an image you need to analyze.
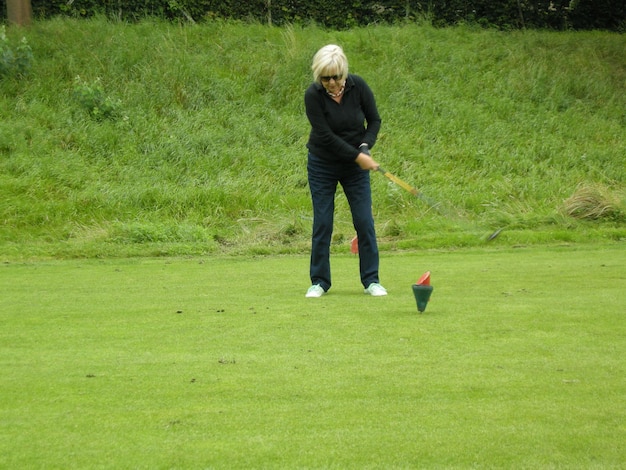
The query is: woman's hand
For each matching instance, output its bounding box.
[355,152,380,171]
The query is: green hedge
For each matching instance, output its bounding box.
[5,0,626,30]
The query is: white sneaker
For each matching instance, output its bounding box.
[305,284,325,298]
[364,283,387,296]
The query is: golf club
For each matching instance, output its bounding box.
[377,167,441,212]
[375,166,503,242]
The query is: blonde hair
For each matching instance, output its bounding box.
[311,44,348,84]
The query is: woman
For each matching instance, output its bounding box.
[304,44,387,298]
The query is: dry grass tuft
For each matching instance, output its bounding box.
[562,183,625,221]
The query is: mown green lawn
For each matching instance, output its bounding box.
[1,244,624,468]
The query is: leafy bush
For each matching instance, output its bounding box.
[0,26,33,78]
[24,0,626,30]
[72,76,121,120]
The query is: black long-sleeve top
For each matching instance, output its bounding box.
[305,74,382,164]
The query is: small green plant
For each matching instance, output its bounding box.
[0,26,33,78]
[72,76,121,120]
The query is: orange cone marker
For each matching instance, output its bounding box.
[350,236,359,255]
[416,271,431,286]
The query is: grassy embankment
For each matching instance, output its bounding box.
[1,18,624,259]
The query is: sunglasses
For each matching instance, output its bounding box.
[320,74,342,82]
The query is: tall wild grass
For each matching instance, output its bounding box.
[0,18,624,258]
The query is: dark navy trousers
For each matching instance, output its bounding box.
[307,152,380,292]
